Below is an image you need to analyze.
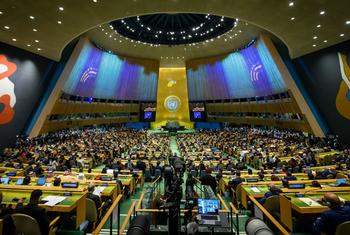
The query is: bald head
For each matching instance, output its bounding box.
[324,193,341,207]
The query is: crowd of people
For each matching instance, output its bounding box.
[1,126,350,234]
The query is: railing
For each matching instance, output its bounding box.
[119,201,136,235]
[92,194,123,235]
[229,202,240,234]
[248,195,290,235]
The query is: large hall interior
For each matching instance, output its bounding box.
[1,1,350,235]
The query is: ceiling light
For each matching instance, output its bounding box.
[320,11,325,15]
[4,26,10,29]
[35,39,39,43]
[313,36,318,39]
[340,33,345,37]
[57,20,62,24]
[33,28,37,32]
[92,0,97,2]
[12,38,16,42]
[316,24,321,28]
[324,40,328,43]
[289,2,294,7]
[27,44,31,47]
[29,16,35,20]
[346,20,350,25]
[0,11,3,14]
[37,48,42,51]
[59,7,64,11]
[290,17,295,21]
[312,44,317,47]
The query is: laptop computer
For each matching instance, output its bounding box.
[197,198,221,226]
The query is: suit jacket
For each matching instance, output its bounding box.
[313,205,350,235]
[16,203,50,235]
[87,192,102,209]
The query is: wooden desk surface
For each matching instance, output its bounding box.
[287,192,350,214]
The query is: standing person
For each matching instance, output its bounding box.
[200,168,217,194]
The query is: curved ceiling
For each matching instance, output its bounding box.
[110,13,236,45]
[0,0,349,61]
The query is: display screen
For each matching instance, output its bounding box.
[37,177,46,186]
[144,112,153,119]
[193,111,202,119]
[1,177,10,184]
[198,198,219,214]
[62,182,79,188]
[16,178,24,185]
[288,184,305,189]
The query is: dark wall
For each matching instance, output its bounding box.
[0,42,56,150]
[278,40,350,144]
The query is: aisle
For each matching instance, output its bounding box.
[169,135,181,157]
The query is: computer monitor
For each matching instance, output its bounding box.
[336,179,347,185]
[1,177,10,184]
[288,183,305,189]
[37,177,46,186]
[100,177,112,181]
[198,198,219,215]
[7,172,16,176]
[304,170,312,174]
[246,178,258,182]
[16,178,24,185]
[193,111,202,119]
[106,169,114,174]
[144,112,153,119]
[62,182,79,188]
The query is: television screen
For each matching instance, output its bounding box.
[198,198,219,214]
[144,112,153,119]
[193,111,202,119]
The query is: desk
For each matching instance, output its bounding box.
[0,189,86,229]
[240,184,350,208]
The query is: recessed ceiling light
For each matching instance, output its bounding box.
[340,33,345,37]
[289,2,294,7]
[27,44,31,47]
[12,38,16,42]
[33,28,37,32]
[59,7,64,11]
[4,26,10,29]
[313,36,318,39]
[290,17,295,21]
[317,24,321,28]
[29,16,35,20]
[320,11,325,15]
[35,39,39,43]
[57,20,62,24]
[37,48,42,51]
[0,11,3,14]
[324,40,328,43]
[346,20,350,25]
[92,0,97,2]
[313,44,317,47]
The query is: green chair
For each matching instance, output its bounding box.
[335,221,350,235]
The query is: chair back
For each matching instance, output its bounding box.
[190,169,197,177]
[154,169,162,177]
[12,213,41,235]
[86,198,98,222]
[263,195,280,216]
[235,183,243,202]
[335,221,350,235]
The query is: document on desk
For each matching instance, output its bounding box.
[93,186,106,196]
[298,198,322,207]
[251,187,261,193]
[42,196,66,206]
